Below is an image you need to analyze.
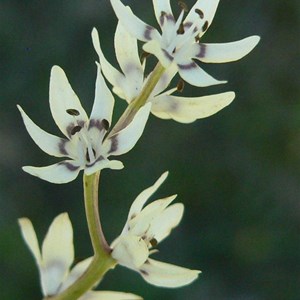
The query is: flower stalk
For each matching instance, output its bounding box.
[45,172,116,300]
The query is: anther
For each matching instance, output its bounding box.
[202,21,209,32]
[177,23,185,34]
[195,8,204,19]
[71,125,82,135]
[177,79,185,92]
[140,51,150,64]
[150,238,158,247]
[178,1,188,12]
[66,109,80,116]
[101,119,109,131]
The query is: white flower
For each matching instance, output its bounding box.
[18,65,151,184]
[110,0,260,87]
[111,172,201,287]
[92,25,235,123]
[18,213,142,300]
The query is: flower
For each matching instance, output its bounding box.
[18,64,151,183]
[92,25,235,123]
[19,213,142,300]
[111,172,201,287]
[110,0,260,87]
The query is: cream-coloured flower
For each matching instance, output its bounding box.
[19,213,142,300]
[92,25,235,123]
[110,0,260,87]
[18,64,151,183]
[111,172,201,287]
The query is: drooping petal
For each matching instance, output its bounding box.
[151,91,235,123]
[114,22,144,95]
[80,291,142,300]
[59,257,93,292]
[152,0,173,27]
[18,218,42,265]
[150,203,184,243]
[17,105,68,158]
[90,62,115,128]
[184,0,220,37]
[92,28,125,91]
[177,60,226,87]
[125,172,169,227]
[112,234,149,269]
[49,65,89,138]
[110,0,160,42]
[192,36,260,63]
[22,161,81,184]
[41,213,74,296]
[139,258,200,288]
[84,157,124,176]
[105,103,151,156]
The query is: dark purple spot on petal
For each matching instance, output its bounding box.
[58,139,68,155]
[202,21,209,32]
[178,62,197,70]
[58,162,80,172]
[196,44,207,58]
[144,25,154,41]
[89,119,109,132]
[108,136,118,154]
[71,125,82,136]
[66,109,80,116]
[162,49,174,61]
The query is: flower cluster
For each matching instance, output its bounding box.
[18,0,259,299]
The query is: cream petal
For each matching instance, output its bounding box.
[84,158,124,175]
[115,22,144,92]
[150,203,184,243]
[110,0,160,42]
[90,62,115,128]
[18,218,42,265]
[192,36,260,63]
[59,257,93,292]
[112,234,149,269]
[22,161,81,184]
[49,66,89,138]
[106,103,151,156]
[140,258,201,288]
[80,291,142,300]
[17,105,68,158]
[152,0,173,27]
[152,91,235,123]
[128,195,177,237]
[177,60,226,87]
[125,171,169,228]
[41,213,74,296]
[184,0,220,37]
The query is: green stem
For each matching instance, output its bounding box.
[109,62,165,136]
[45,172,116,300]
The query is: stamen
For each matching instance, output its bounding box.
[177,79,185,92]
[177,23,185,35]
[150,238,158,247]
[178,1,188,12]
[66,109,80,116]
[202,21,209,32]
[195,8,204,19]
[71,125,82,135]
[101,119,109,131]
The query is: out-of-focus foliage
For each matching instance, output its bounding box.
[0,0,299,299]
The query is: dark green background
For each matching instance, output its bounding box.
[1,0,299,299]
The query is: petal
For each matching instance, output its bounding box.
[177,60,226,87]
[22,160,81,184]
[152,91,235,123]
[152,0,173,27]
[41,213,74,296]
[125,172,169,226]
[92,28,125,92]
[18,218,42,265]
[114,22,144,89]
[17,105,68,158]
[59,257,93,292]
[112,234,149,269]
[105,103,151,156]
[110,0,160,42]
[90,62,115,127]
[139,258,201,288]
[150,203,184,243]
[80,291,142,300]
[192,36,260,63]
[84,157,124,175]
[128,195,177,237]
[184,0,220,37]
[49,65,89,138]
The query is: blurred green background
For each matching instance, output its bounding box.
[0,0,299,299]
